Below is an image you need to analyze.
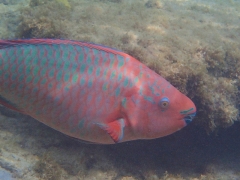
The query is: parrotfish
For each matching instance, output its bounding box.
[0,39,196,144]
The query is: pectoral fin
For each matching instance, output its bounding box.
[96,118,125,143]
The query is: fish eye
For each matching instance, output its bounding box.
[159,97,170,109]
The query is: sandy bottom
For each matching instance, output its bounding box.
[0,106,239,180]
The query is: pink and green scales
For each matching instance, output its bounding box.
[0,39,196,144]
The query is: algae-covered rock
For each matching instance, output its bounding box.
[17,0,71,38]
[14,0,240,132]
[34,153,62,180]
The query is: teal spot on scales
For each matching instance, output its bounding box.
[18,74,25,82]
[84,47,89,54]
[93,49,100,65]
[65,86,70,91]
[63,61,71,70]
[118,73,122,81]
[75,45,84,62]
[103,69,108,78]
[109,54,115,67]
[123,78,128,87]
[70,47,77,59]
[144,95,155,104]
[115,87,121,96]
[102,83,108,91]
[134,77,139,83]
[4,73,9,79]
[72,74,78,84]
[48,83,53,89]
[11,74,17,81]
[40,57,47,66]
[3,63,9,71]
[71,64,78,72]
[88,66,93,75]
[80,78,85,85]
[17,83,24,91]
[24,56,33,65]
[64,73,70,82]
[10,84,16,90]
[40,68,47,77]
[9,52,17,64]
[7,48,14,57]
[33,76,40,84]
[26,76,33,83]
[54,47,61,60]
[55,61,62,69]
[86,55,92,64]
[1,50,6,60]
[88,79,93,87]
[10,64,17,73]
[45,47,53,59]
[87,95,92,103]
[31,46,38,58]
[32,87,38,93]
[61,47,70,60]
[56,71,63,81]
[96,67,101,76]
[122,98,127,108]
[75,45,84,54]
[17,55,24,64]
[111,71,116,79]
[80,64,86,73]
[95,56,100,65]
[25,65,31,74]
[57,84,61,90]
[101,51,107,63]
[78,119,85,129]
[41,78,47,85]
[23,46,31,57]
[48,68,55,78]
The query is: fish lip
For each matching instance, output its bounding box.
[183,112,196,125]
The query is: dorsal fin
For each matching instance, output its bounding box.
[0,39,130,57]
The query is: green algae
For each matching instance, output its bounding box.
[56,0,71,9]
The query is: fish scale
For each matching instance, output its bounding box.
[0,39,196,144]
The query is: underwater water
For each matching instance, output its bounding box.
[0,0,240,179]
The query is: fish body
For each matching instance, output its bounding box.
[0,39,196,144]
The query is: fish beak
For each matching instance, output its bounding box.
[183,112,196,125]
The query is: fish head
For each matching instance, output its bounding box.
[138,82,196,139]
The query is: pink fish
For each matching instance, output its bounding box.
[0,39,196,144]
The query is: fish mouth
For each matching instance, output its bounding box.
[183,112,196,125]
